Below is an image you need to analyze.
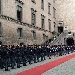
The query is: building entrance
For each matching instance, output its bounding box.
[20,42,24,46]
[0,41,2,45]
[58,26,63,33]
[66,38,74,45]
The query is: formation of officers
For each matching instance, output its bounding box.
[0,44,75,71]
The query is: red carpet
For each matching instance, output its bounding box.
[16,54,75,75]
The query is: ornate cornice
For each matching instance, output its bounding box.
[0,14,51,33]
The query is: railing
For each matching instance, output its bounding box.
[49,30,68,45]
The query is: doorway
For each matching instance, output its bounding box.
[20,42,24,46]
[0,41,2,45]
[66,38,74,45]
[58,26,63,34]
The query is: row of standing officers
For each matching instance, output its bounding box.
[0,45,75,71]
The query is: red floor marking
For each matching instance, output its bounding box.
[16,54,75,75]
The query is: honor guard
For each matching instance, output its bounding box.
[10,45,16,69]
[16,45,21,68]
[33,45,37,63]
[22,45,27,66]
[4,46,10,71]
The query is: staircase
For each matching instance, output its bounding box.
[42,30,69,46]
[49,30,68,45]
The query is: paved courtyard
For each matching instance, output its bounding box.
[0,53,75,75]
[42,56,75,75]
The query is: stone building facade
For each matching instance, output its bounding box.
[56,0,75,32]
[0,0,56,45]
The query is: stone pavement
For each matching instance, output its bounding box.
[42,57,75,75]
[0,53,75,75]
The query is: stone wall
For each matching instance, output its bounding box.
[0,16,52,45]
[56,0,75,32]
[0,0,56,45]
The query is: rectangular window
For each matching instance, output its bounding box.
[17,5,22,21]
[43,34,48,40]
[48,19,51,31]
[31,0,36,3]
[53,7,56,18]
[53,0,55,3]
[31,8,36,26]
[43,34,45,40]
[17,28,22,37]
[41,0,44,10]
[45,36,48,40]
[0,0,1,14]
[41,14,45,29]
[0,23,2,35]
[54,22,56,30]
[48,3,51,14]
[43,34,47,40]
[32,31,36,39]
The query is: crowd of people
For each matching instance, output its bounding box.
[0,44,75,71]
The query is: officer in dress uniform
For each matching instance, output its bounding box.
[56,46,59,56]
[66,46,69,54]
[4,45,10,71]
[0,45,1,68]
[43,45,47,60]
[65,45,68,54]
[19,45,25,64]
[49,46,52,59]
[58,46,61,56]
[73,45,75,52]
[55,46,57,57]
[54,46,56,57]
[51,46,53,57]
[72,45,75,52]
[0,46,4,69]
[27,45,33,64]
[36,45,41,62]
[62,45,66,55]
[40,45,44,61]
[52,46,55,57]
[16,45,21,68]
[33,45,37,63]
[46,45,49,57]
[68,46,71,54]
[22,45,27,66]
[10,45,16,69]
[59,46,61,56]
[0,45,3,69]
[70,45,73,53]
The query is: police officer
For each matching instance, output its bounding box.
[27,45,33,64]
[22,45,27,66]
[4,45,10,71]
[43,45,47,60]
[16,45,21,68]
[51,46,55,57]
[36,45,41,62]
[48,46,52,59]
[57,46,60,56]
[0,45,1,68]
[0,45,4,69]
[10,45,16,69]
[33,45,37,63]
[40,45,44,61]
